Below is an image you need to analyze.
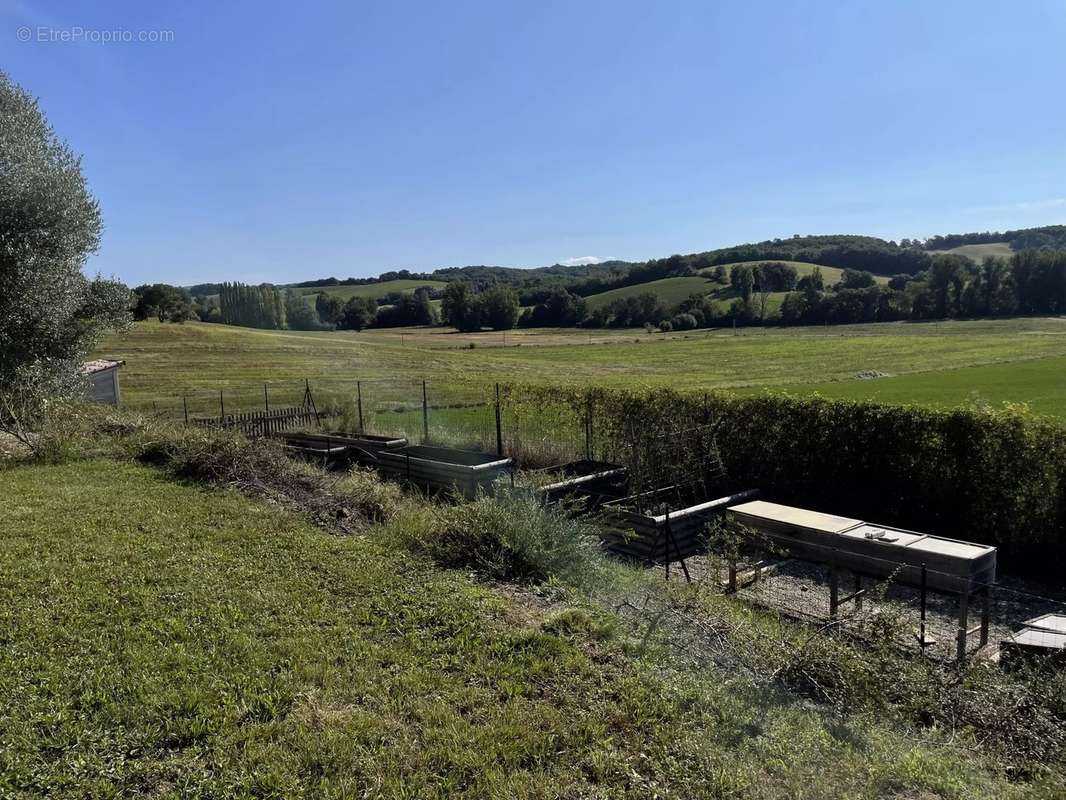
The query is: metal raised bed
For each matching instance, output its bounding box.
[319,431,408,464]
[1001,614,1066,667]
[272,431,352,465]
[600,488,759,564]
[532,460,628,509]
[376,444,513,499]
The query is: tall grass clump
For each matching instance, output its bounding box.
[398,491,613,591]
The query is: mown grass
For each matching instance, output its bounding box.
[0,457,1034,798]
[771,354,1066,418]
[97,317,1066,420]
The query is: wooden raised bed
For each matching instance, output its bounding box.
[600,488,759,564]
[376,444,513,499]
[727,500,998,662]
[532,460,628,509]
[727,500,997,592]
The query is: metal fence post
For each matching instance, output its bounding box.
[919,562,928,654]
[495,383,503,457]
[219,389,225,421]
[182,395,189,426]
[422,380,429,444]
[357,380,364,433]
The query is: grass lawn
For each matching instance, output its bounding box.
[0,458,1022,798]
[96,317,1066,420]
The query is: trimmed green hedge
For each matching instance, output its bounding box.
[510,385,1066,567]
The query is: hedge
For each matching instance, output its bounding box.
[507,385,1066,569]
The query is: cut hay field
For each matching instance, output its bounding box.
[96,317,1066,421]
[289,279,447,303]
[925,242,1014,262]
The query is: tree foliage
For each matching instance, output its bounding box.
[0,71,131,438]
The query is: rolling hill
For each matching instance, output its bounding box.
[925,242,1013,262]
[292,279,447,303]
[582,261,889,312]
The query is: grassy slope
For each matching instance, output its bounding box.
[926,243,1013,262]
[583,276,723,310]
[98,318,1066,420]
[292,279,447,303]
[0,458,1017,798]
[582,262,889,314]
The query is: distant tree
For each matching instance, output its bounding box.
[284,290,326,330]
[836,269,877,290]
[374,288,438,328]
[731,265,755,307]
[0,71,131,447]
[315,292,343,325]
[887,274,912,291]
[479,286,520,330]
[338,296,377,331]
[709,265,727,283]
[753,262,798,292]
[797,266,824,292]
[133,283,195,322]
[670,312,698,330]
[441,282,481,331]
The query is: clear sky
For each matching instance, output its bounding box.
[3,0,1065,287]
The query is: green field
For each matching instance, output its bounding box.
[926,242,1014,262]
[97,317,1066,421]
[290,279,447,303]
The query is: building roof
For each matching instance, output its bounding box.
[82,359,125,375]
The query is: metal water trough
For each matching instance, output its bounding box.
[600,488,759,564]
[727,500,998,661]
[533,460,628,509]
[376,444,513,499]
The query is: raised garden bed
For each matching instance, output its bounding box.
[600,487,759,564]
[272,431,352,466]
[273,431,408,467]
[727,499,998,662]
[320,431,408,464]
[376,444,513,499]
[727,500,997,593]
[531,460,628,509]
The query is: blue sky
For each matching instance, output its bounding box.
[3,0,1065,287]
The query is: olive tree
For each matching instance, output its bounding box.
[0,72,131,447]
